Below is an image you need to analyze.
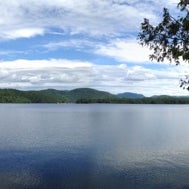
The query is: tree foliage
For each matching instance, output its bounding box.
[138,0,189,90]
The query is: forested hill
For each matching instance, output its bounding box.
[0,88,189,104]
[41,88,114,102]
[0,88,115,103]
[117,92,144,99]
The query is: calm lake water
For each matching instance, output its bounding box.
[0,104,189,189]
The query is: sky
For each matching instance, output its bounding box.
[0,0,188,96]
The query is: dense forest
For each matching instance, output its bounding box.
[76,96,189,104]
[0,88,189,104]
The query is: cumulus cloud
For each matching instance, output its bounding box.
[42,38,154,64]
[0,0,161,39]
[0,59,188,96]
[95,37,187,65]
[2,28,45,39]
[95,38,152,63]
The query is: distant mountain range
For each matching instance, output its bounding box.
[0,88,189,103]
[117,92,145,99]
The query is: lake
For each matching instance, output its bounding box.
[0,104,189,189]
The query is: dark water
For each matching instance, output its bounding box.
[1,104,189,189]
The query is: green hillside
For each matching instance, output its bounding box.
[0,88,115,103]
[0,89,30,103]
[64,88,115,102]
[1,88,189,104]
[40,88,115,102]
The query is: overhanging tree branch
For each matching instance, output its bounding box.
[138,0,189,90]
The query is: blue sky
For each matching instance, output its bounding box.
[0,0,188,96]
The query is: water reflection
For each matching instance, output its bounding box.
[0,104,189,188]
[1,149,189,189]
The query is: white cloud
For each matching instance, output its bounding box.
[43,39,95,51]
[0,58,188,96]
[95,38,189,65]
[95,38,153,63]
[43,38,155,64]
[2,28,45,39]
[0,0,159,39]
[0,0,181,40]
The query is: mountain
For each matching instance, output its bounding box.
[41,88,115,102]
[117,92,145,99]
[65,88,115,102]
[0,88,116,103]
[151,95,189,98]
[1,88,189,104]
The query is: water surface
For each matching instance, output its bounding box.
[0,104,189,189]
